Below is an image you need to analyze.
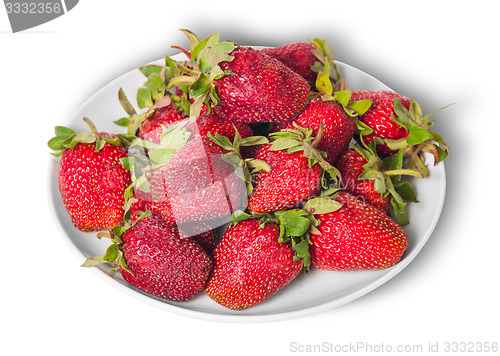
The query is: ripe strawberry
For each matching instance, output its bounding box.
[260,38,341,85]
[275,97,355,164]
[48,118,131,232]
[214,46,309,124]
[127,192,217,253]
[205,218,303,310]
[247,125,339,214]
[146,139,247,227]
[168,31,310,124]
[336,149,391,213]
[309,192,408,271]
[350,90,410,156]
[138,104,186,144]
[350,91,450,176]
[83,213,213,301]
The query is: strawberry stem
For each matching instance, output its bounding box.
[83,117,98,134]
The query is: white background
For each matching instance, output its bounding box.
[1,1,498,355]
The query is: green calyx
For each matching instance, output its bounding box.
[353,137,421,224]
[268,123,342,185]
[165,29,236,121]
[48,117,132,156]
[230,198,341,272]
[208,129,270,195]
[309,38,342,86]
[81,211,152,275]
[384,98,451,177]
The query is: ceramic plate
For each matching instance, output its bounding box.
[48,52,446,322]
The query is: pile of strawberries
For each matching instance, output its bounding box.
[49,30,449,311]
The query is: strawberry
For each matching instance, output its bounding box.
[350,90,411,156]
[350,91,450,176]
[145,138,247,230]
[48,118,131,232]
[247,125,339,214]
[193,112,254,149]
[83,213,213,301]
[138,104,186,144]
[308,192,408,271]
[167,31,310,124]
[205,217,303,310]
[336,149,391,213]
[335,141,421,223]
[274,97,355,165]
[260,38,341,86]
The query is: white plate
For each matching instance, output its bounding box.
[48,52,446,322]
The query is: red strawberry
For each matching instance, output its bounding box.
[336,149,391,213]
[261,42,319,82]
[205,218,303,310]
[214,46,309,124]
[275,97,355,164]
[350,90,410,156]
[248,145,321,213]
[138,104,186,144]
[146,139,247,228]
[247,125,338,214]
[84,213,213,301]
[260,39,341,85]
[48,118,131,232]
[169,31,310,124]
[309,192,408,271]
[350,90,450,176]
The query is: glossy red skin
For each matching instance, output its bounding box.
[205,219,302,310]
[247,145,322,213]
[310,192,408,271]
[213,46,310,124]
[147,140,246,225]
[275,98,355,165]
[336,150,390,213]
[129,193,217,253]
[139,105,186,144]
[58,141,131,232]
[350,90,411,156]
[260,43,318,82]
[120,214,212,301]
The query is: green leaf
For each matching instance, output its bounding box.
[149,148,176,165]
[209,132,234,151]
[113,117,130,127]
[118,88,137,116]
[333,90,352,107]
[144,74,165,101]
[303,197,341,215]
[136,87,152,109]
[390,197,409,225]
[246,159,272,173]
[180,29,200,54]
[191,32,220,60]
[276,210,311,237]
[347,99,372,115]
[55,126,76,137]
[189,73,211,98]
[315,71,333,96]
[103,244,120,263]
[394,182,418,202]
[74,132,97,144]
[240,136,269,146]
[81,256,107,267]
[406,126,433,145]
[139,65,163,77]
[269,137,301,151]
